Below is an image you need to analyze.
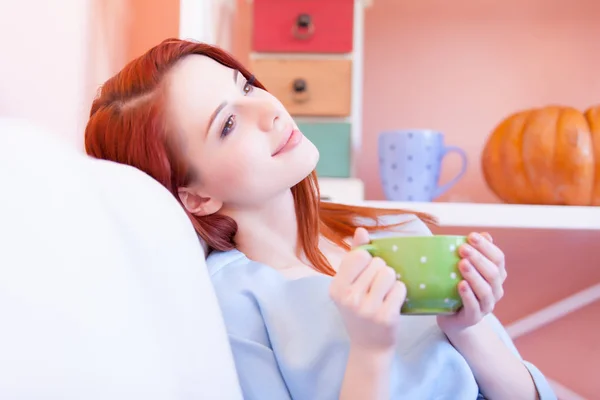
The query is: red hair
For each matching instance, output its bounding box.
[85,38,435,275]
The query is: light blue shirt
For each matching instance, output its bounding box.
[207,248,556,400]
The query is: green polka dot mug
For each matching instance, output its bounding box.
[355,235,467,315]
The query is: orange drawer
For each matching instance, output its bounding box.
[252,0,354,53]
[251,58,352,117]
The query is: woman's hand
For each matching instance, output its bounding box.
[437,232,507,335]
[332,227,405,400]
[329,227,406,353]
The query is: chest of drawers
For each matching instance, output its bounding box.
[250,0,370,202]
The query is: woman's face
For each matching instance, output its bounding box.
[165,54,319,214]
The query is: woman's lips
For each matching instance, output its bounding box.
[273,129,303,156]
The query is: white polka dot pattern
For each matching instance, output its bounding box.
[376,236,466,314]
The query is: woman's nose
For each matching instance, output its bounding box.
[240,96,281,133]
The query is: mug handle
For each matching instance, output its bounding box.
[353,244,377,255]
[433,146,468,199]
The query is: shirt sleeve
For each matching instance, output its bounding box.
[484,314,557,400]
[228,334,292,400]
[208,256,293,400]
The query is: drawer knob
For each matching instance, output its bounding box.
[291,78,310,103]
[297,13,312,28]
[292,13,315,40]
[293,78,307,93]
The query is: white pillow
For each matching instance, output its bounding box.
[0,118,242,400]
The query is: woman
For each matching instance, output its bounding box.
[85,38,555,400]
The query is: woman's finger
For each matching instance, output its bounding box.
[467,232,505,269]
[351,227,371,247]
[363,264,397,311]
[457,280,480,321]
[350,257,387,303]
[379,281,406,320]
[331,250,371,298]
[480,232,493,243]
[459,258,495,314]
[460,244,503,300]
[472,232,508,282]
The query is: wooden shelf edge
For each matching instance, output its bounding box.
[546,379,587,400]
[506,283,600,339]
[347,201,600,231]
[504,283,599,400]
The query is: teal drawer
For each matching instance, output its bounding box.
[297,122,351,178]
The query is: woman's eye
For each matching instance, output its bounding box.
[242,74,255,95]
[243,82,254,95]
[221,115,236,138]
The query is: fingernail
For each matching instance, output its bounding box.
[482,232,493,243]
[460,260,471,273]
[470,232,481,243]
[460,244,471,256]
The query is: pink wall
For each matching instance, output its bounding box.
[127,0,180,60]
[359,0,600,203]
[0,0,179,150]
[0,0,93,149]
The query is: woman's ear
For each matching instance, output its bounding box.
[178,187,223,216]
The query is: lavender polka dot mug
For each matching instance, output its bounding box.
[355,235,467,315]
[378,130,468,202]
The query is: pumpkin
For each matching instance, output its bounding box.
[481,105,600,206]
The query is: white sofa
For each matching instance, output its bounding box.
[0,118,243,399]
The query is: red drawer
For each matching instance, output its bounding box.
[252,0,354,53]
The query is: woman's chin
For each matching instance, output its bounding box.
[276,144,319,188]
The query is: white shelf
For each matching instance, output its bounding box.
[352,201,600,231]
[319,178,364,203]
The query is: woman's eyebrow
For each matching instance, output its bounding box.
[205,70,240,136]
